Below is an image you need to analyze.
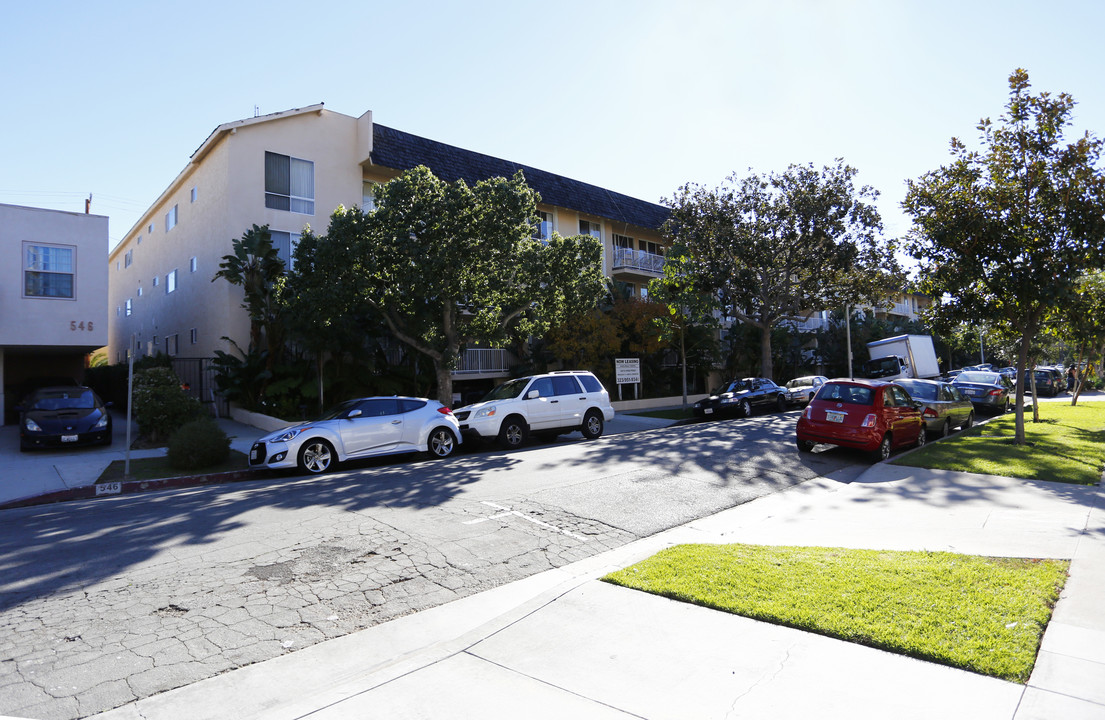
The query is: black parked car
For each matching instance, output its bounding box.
[693,378,788,419]
[1032,367,1062,397]
[18,386,113,451]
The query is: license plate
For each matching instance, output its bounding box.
[704,408,713,415]
[250,448,259,460]
[61,434,78,442]
[825,411,845,423]
[966,389,981,396]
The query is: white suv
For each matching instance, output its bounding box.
[455,371,615,448]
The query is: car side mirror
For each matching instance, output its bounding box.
[347,409,362,419]
[527,390,540,400]
[913,401,923,410]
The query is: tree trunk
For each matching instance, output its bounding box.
[760,322,773,380]
[680,324,688,409]
[435,361,454,408]
[1014,335,1029,443]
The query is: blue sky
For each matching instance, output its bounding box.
[2,0,1102,253]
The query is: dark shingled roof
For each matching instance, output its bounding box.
[370,124,670,231]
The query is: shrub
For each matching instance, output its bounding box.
[167,418,231,470]
[133,367,204,444]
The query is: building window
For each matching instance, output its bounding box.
[137,285,143,297]
[124,250,133,268]
[191,186,198,203]
[270,231,301,270]
[614,234,634,250]
[190,328,198,344]
[137,235,142,245]
[116,261,120,271]
[166,204,178,232]
[166,269,177,294]
[166,334,179,356]
[265,151,315,214]
[190,256,197,273]
[640,240,663,256]
[117,306,121,316]
[148,223,154,235]
[580,219,601,239]
[24,244,75,298]
[125,298,132,316]
[153,275,159,287]
[533,211,552,242]
[362,181,377,212]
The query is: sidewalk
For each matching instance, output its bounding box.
[87,463,1105,720]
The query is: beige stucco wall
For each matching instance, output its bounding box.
[1,203,108,348]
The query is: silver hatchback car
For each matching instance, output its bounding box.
[896,378,975,438]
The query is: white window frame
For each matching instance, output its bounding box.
[190,186,198,203]
[153,275,159,287]
[165,204,178,232]
[190,327,198,344]
[190,256,197,273]
[166,269,177,294]
[265,151,315,215]
[23,242,76,299]
[125,298,132,316]
[124,249,133,268]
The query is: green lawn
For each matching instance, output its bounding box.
[97,450,251,483]
[893,401,1105,484]
[603,543,1068,683]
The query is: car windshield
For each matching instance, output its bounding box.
[862,356,901,378]
[897,381,937,401]
[30,389,97,411]
[786,377,813,389]
[481,377,531,402]
[316,399,361,420]
[817,383,874,405]
[958,372,999,384]
[715,380,752,394]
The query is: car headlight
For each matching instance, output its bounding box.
[93,414,109,430]
[474,406,497,419]
[274,427,308,442]
[25,418,43,432]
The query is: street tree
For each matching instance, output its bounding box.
[648,244,719,407]
[903,69,1105,443]
[213,224,287,360]
[665,160,901,380]
[1058,270,1105,405]
[308,166,606,405]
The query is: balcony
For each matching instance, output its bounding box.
[453,348,516,376]
[612,247,665,276]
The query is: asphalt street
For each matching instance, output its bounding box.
[0,409,869,720]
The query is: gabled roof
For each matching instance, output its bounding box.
[370,124,671,232]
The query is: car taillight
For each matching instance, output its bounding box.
[802,406,812,419]
[862,414,877,428]
[988,389,1002,397]
[438,407,453,415]
[922,408,938,419]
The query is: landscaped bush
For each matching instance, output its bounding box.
[133,367,204,444]
[167,418,230,470]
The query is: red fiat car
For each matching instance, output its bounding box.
[796,378,926,461]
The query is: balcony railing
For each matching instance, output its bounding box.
[453,348,516,375]
[612,247,665,275]
[779,316,833,332]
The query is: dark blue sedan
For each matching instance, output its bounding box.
[18,386,113,451]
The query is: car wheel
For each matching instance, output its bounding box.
[497,415,529,449]
[915,424,927,448]
[796,438,815,453]
[940,420,951,438]
[581,410,604,440]
[1003,399,1011,414]
[426,427,457,458]
[740,399,752,418]
[962,412,974,429]
[872,434,892,463]
[776,394,787,412]
[298,439,335,475]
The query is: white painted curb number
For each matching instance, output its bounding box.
[96,482,122,496]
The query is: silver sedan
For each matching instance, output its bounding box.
[897,378,975,438]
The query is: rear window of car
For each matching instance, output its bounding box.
[898,381,937,401]
[578,374,604,393]
[959,372,999,384]
[399,399,427,413]
[817,383,874,405]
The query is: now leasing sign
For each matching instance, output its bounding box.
[615,358,641,385]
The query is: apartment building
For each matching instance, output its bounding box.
[1,203,109,422]
[107,105,670,385]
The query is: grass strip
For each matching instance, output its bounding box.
[603,543,1068,683]
[893,401,1105,484]
[97,450,250,483]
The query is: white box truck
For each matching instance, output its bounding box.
[862,334,940,380]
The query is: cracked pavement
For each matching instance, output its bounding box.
[0,416,863,719]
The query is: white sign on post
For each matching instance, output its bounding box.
[615,358,641,385]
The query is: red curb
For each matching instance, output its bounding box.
[0,468,263,510]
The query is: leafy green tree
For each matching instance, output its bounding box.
[648,244,719,406]
[132,367,204,444]
[1058,270,1105,404]
[904,69,1105,443]
[666,160,901,380]
[303,166,606,405]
